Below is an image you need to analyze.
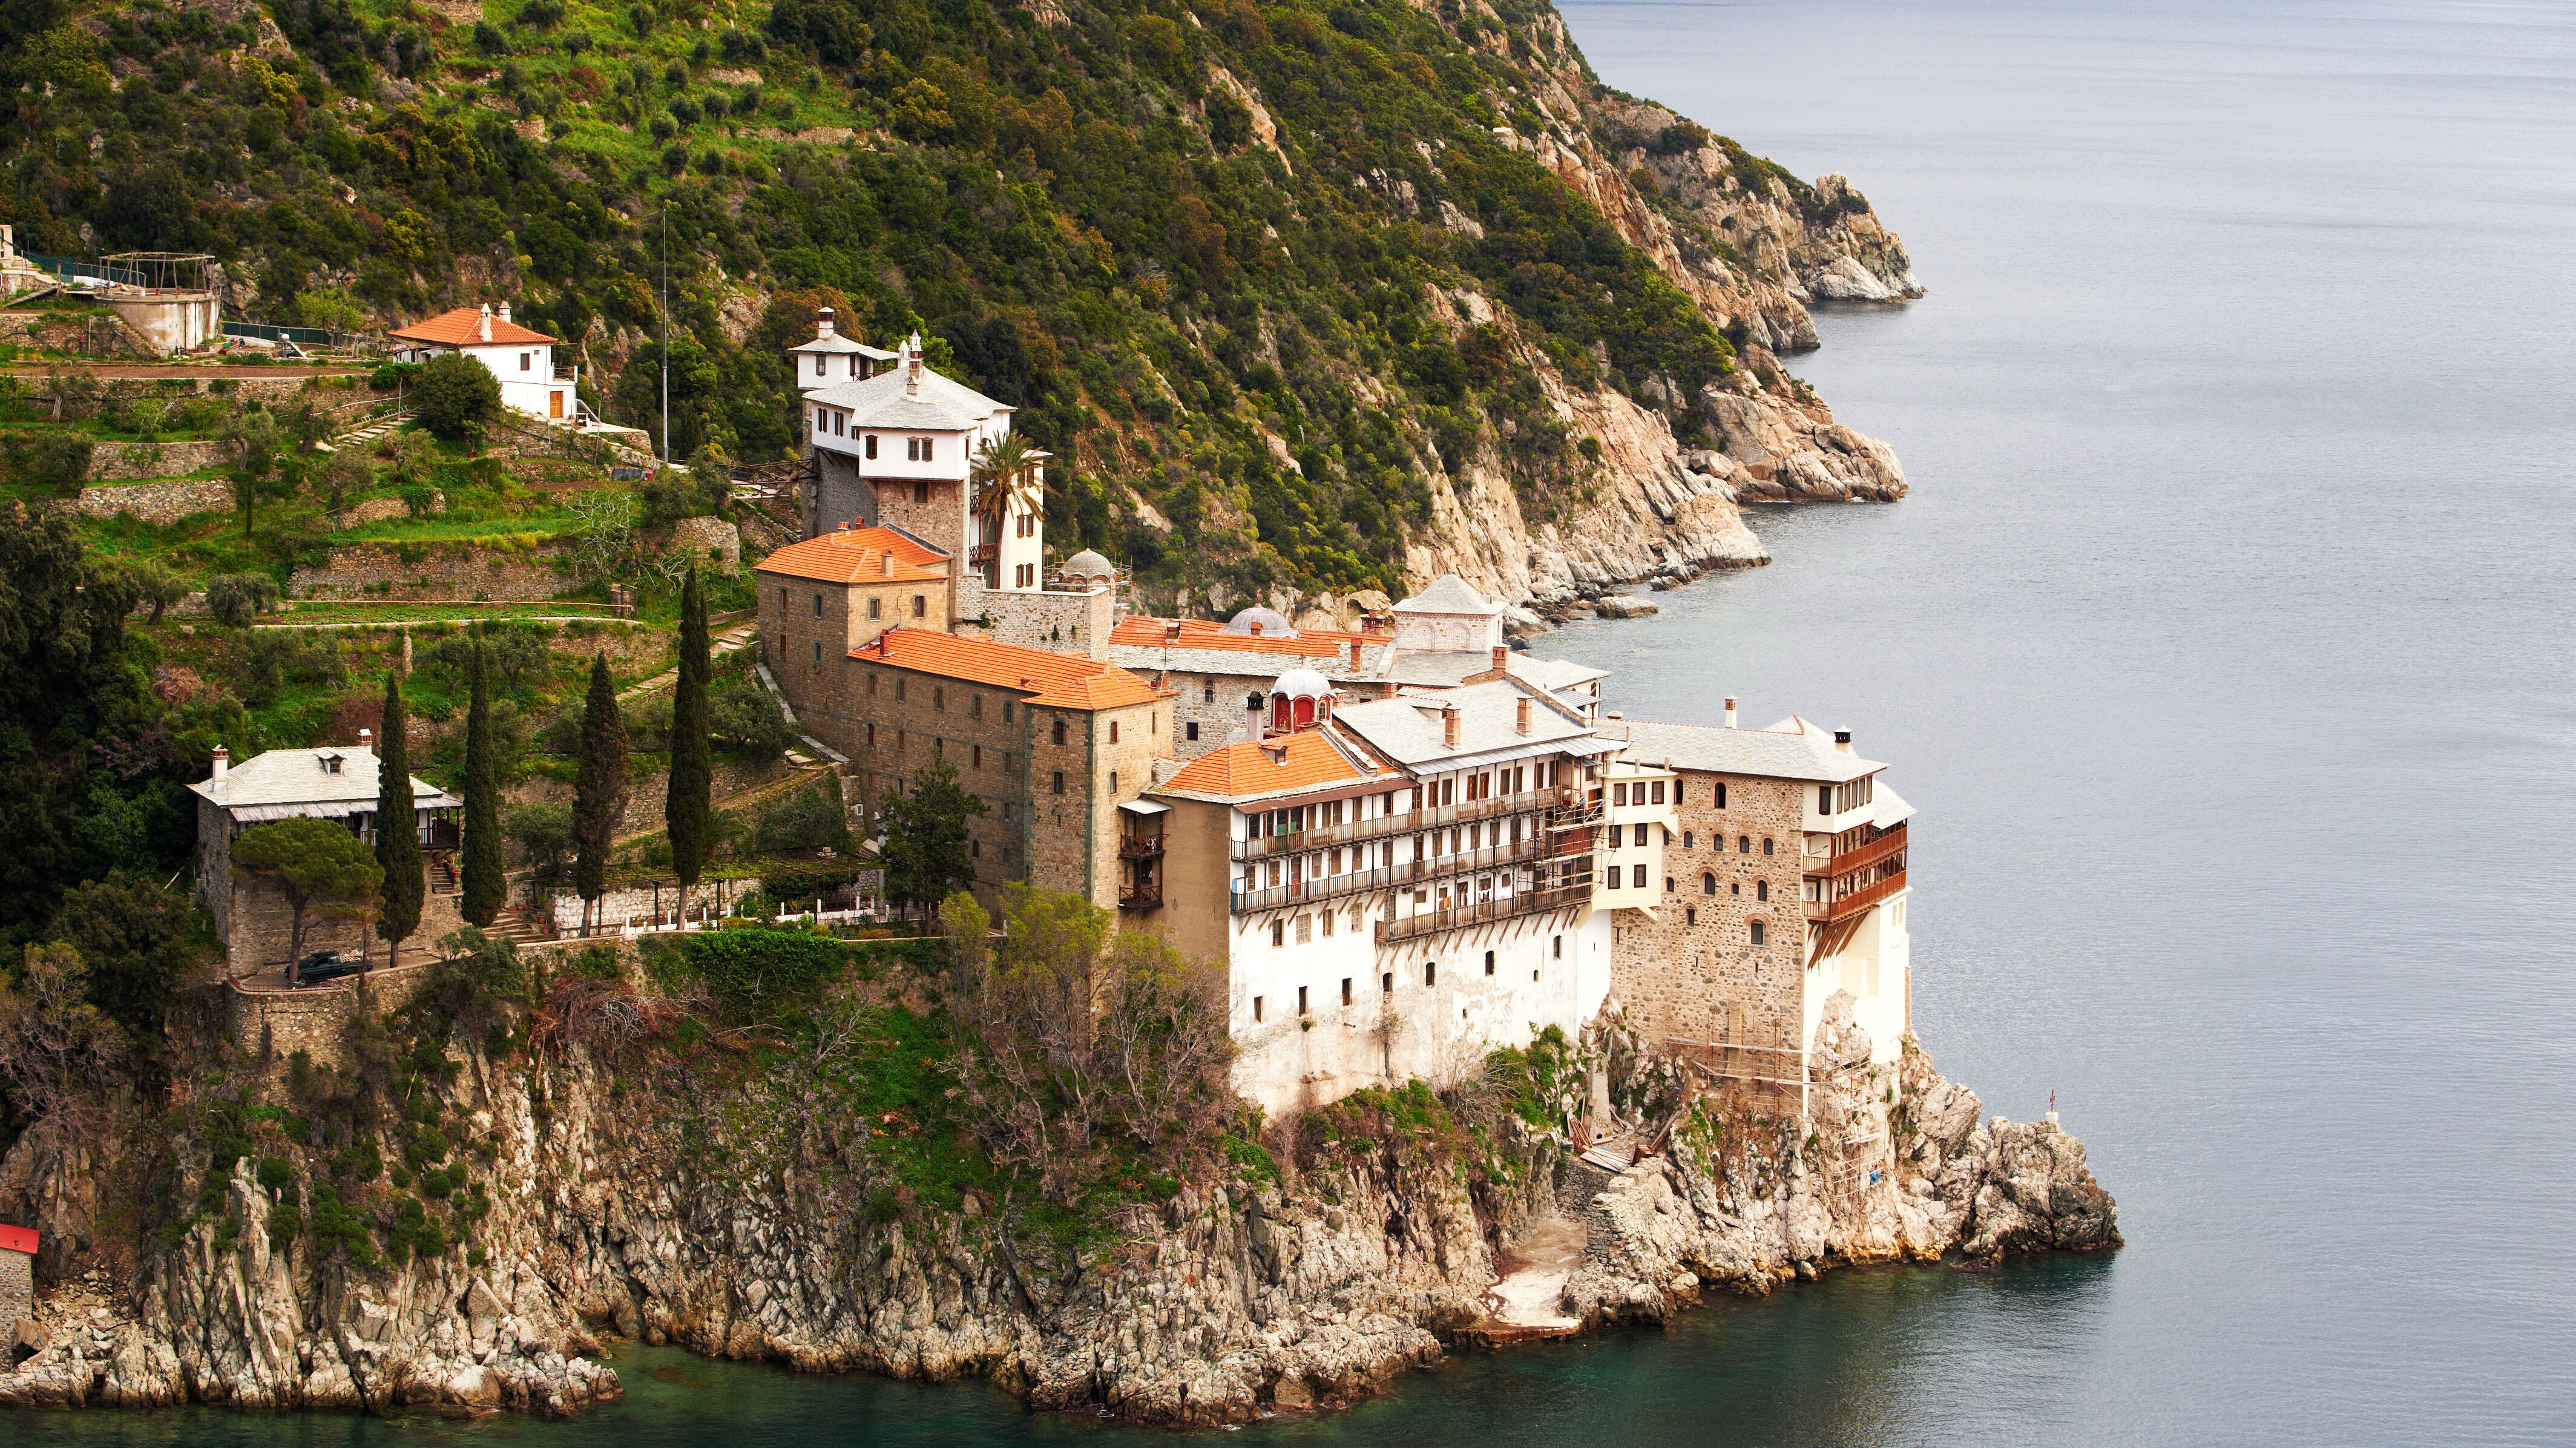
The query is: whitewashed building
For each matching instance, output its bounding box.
[387,304,579,423]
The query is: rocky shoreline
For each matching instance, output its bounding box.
[0,998,2115,1427]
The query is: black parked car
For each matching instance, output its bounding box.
[285,951,364,988]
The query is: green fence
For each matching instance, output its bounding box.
[222,321,334,346]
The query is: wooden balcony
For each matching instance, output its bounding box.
[1803,869,1905,924]
[1231,786,1596,862]
[1804,823,1907,879]
[1231,837,1591,915]
[1375,882,1591,946]
[1119,886,1162,910]
[1117,835,1165,861]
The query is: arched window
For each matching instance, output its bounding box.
[1483,950,1496,976]
[1702,872,1717,895]
[1750,920,1766,946]
[1756,880,1769,903]
[1683,831,1694,850]
[1715,781,1726,809]
[1739,835,1751,854]
[1763,837,1775,855]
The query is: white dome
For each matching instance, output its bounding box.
[1226,605,1298,637]
[1059,549,1114,579]
[1271,668,1332,699]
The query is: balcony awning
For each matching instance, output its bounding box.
[1119,798,1171,817]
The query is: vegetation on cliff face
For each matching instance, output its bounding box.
[0,0,1898,598]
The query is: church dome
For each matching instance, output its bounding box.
[1225,605,1298,638]
[1059,549,1114,580]
[1271,667,1332,699]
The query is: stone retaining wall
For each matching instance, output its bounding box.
[88,438,231,481]
[289,541,571,601]
[223,961,427,1071]
[70,475,231,524]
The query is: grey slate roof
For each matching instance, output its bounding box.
[1372,649,1606,691]
[790,332,896,360]
[1330,680,1607,768]
[1605,715,1883,784]
[1105,643,1390,683]
[188,748,458,820]
[1393,573,1500,615]
[809,363,1012,430]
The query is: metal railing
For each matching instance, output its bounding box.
[1232,838,1595,916]
[1376,883,1592,945]
[222,321,333,346]
[1231,785,1600,862]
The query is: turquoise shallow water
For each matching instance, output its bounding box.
[12,0,2575,1441]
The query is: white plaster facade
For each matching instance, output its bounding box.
[387,303,578,423]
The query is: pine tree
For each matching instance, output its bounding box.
[459,642,506,928]
[374,667,424,970]
[571,653,629,933]
[665,564,712,921]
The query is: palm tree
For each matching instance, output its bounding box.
[968,432,1043,582]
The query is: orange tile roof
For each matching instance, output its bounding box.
[861,627,1166,711]
[1111,616,1379,659]
[1159,730,1388,800]
[388,306,558,347]
[757,526,950,584]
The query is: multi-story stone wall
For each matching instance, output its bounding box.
[1022,696,1169,909]
[961,575,1116,661]
[1608,769,1810,1080]
[838,660,1043,902]
[869,476,966,559]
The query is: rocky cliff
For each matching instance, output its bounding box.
[0,983,2112,1425]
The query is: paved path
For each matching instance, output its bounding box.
[333,409,412,448]
[1478,1211,1588,1336]
[616,620,758,701]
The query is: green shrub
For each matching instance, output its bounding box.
[412,352,501,442]
[204,573,281,628]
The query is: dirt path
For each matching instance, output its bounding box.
[0,364,370,379]
[616,619,757,701]
[1479,1211,1588,1336]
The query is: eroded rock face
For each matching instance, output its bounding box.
[0,1001,2110,1427]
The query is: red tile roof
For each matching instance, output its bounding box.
[757,526,950,584]
[1111,615,1378,659]
[861,628,1166,711]
[0,1223,34,1255]
[1159,730,1387,800]
[387,306,558,347]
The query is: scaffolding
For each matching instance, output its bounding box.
[99,252,215,295]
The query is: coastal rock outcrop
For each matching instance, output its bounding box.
[0,994,2112,1426]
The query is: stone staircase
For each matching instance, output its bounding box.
[333,409,412,449]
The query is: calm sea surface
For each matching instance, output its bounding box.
[17,1,2576,1442]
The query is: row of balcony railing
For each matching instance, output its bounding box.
[1375,882,1593,945]
[1230,835,1595,916]
[1230,785,1602,862]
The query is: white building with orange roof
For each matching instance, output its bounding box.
[387,303,580,423]
[1135,674,1640,1113]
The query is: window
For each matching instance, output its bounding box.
[1425,961,1437,987]
[1109,771,1119,793]
[970,694,982,719]
[1109,722,1119,744]
[1763,837,1775,855]
[914,481,928,505]
[811,641,821,664]
[867,724,876,747]
[933,687,944,711]
[1703,872,1717,895]
[864,435,878,459]
[1203,685,1216,703]
[519,351,531,371]
[1484,950,1495,976]
[1298,986,1309,1014]
[1614,782,1628,806]
[1821,785,1835,814]
[971,745,982,769]
[1052,719,1067,746]
[1664,876,1675,893]
[778,587,788,610]
[912,594,926,617]
[1051,771,1065,794]
[1750,920,1766,946]
[1186,722,1200,742]
[868,674,880,695]
[1383,971,1395,993]
[1003,702,1014,722]
[896,679,907,701]
[1254,993,1266,1020]
[812,593,824,617]
[1756,880,1769,902]
[816,357,827,378]
[1551,935,1562,959]
[1632,863,1647,889]
[1715,782,1727,809]
[1341,978,1353,1005]
[1740,835,1751,854]
[1322,909,1335,937]
[1651,781,1665,803]
[1634,823,1649,846]
[833,412,845,436]
[1270,921,1284,947]
[867,597,882,619]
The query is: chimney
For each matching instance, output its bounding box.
[1491,644,1508,674]
[1245,691,1266,741]
[1164,619,1181,644]
[1342,639,1355,667]
[905,332,922,398]
[1442,705,1461,748]
[210,745,228,783]
[1248,620,1263,637]
[1516,696,1532,736]
[879,550,894,577]
[498,302,511,324]
[478,303,493,343]
[1724,696,1738,728]
[1835,729,1854,754]
[358,728,374,754]
[816,306,836,339]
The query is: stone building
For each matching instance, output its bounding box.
[1135,676,1641,1114]
[1602,708,1914,1108]
[187,736,463,976]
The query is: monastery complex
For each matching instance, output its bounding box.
[758,313,1917,1115]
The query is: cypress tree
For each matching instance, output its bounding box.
[374,666,424,970]
[459,642,505,927]
[665,564,712,920]
[571,653,629,933]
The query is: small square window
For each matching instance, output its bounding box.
[1750,921,1766,946]
[1185,722,1200,741]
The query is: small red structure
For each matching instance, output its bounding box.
[0,1225,34,1256]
